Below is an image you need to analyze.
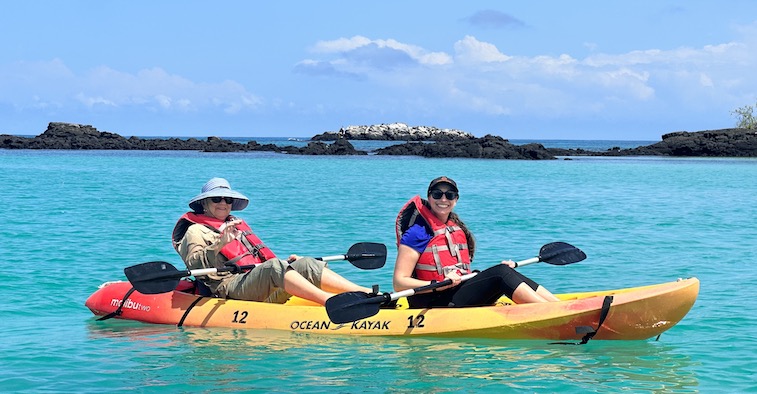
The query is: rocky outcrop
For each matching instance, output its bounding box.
[281,138,368,155]
[312,122,475,141]
[548,128,757,157]
[4,122,756,159]
[0,122,367,155]
[17,122,134,149]
[376,134,556,160]
[627,129,757,157]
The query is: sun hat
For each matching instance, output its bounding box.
[188,177,249,212]
[427,176,458,193]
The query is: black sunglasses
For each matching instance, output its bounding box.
[429,189,458,200]
[210,196,234,204]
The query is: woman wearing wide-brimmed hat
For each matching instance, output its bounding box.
[393,176,559,308]
[172,177,370,305]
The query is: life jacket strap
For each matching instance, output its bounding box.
[431,245,443,275]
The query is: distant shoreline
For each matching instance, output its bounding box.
[3,122,755,158]
[7,133,659,144]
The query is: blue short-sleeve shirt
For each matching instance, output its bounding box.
[399,223,432,254]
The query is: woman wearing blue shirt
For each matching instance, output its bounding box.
[393,176,559,308]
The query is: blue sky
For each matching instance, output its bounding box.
[2,1,757,140]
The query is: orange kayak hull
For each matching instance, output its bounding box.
[85,277,699,340]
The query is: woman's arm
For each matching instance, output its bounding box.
[393,244,426,291]
[393,245,463,292]
[177,224,225,270]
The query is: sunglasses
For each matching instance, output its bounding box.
[429,189,458,200]
[210,196,234,204]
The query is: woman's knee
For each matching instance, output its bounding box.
[288,257,326,286]
[485,264,538,297]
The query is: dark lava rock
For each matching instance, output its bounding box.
[0,122,367,155]
[5,122,756,159]
[376,134,556,160]
[282,138,366,155]
[547,128,757,158]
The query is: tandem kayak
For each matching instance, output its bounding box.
[85,277,699,340]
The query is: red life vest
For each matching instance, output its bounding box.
[395,196,471,281]
[172,212,277,269]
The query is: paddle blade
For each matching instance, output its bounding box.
[345,242,387,270]
[538,242,587,265]
[325,291,383,324]
[123,261,185,294]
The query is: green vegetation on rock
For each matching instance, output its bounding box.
[732,101,757,129]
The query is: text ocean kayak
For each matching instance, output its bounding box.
[85,277,698,340]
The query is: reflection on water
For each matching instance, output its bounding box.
[86,320,699,392]
[385,339,699,392]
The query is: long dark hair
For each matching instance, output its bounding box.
[449,211,475,261]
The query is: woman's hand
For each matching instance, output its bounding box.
[500,259,517,268]
[217,219,242,247]
[436,270,462,291]
[287,254,302,262]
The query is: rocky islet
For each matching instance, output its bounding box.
[2,122,756,159]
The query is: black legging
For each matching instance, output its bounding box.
[407,264,540,308]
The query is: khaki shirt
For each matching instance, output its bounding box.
[175,223,233,294]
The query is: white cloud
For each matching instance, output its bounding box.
[297,31,757,122]
[453,35,511,63]
[584,42,746,67]
[312,36,373,53]
[597,68,654,100]
[449,86,511,115]
[155,95,172,109]
[75,93,117,108]
[0,61,263,114]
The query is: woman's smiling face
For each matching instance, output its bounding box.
[204,197,232,220]
[427,186,458,220]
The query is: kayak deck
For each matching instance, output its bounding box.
[85,277,699,340]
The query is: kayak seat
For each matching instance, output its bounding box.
[175,279,214,297]
[381,299,400,309]
[193,280,213,297]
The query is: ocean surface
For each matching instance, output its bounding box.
[1,140,756,393]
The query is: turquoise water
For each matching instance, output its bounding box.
[1,147,755,392]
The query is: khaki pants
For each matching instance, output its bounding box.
[222,257,326,303]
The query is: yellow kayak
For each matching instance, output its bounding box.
[85,277,698,340]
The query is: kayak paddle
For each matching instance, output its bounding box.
[317,242,387,270]
[325,241,586,324]
[124,242,387,295]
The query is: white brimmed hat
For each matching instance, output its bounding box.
[188,177,249,212]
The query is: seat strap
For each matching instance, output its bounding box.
[177,296,205,327]
[97,287,137,321]
[550,295,613,345]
